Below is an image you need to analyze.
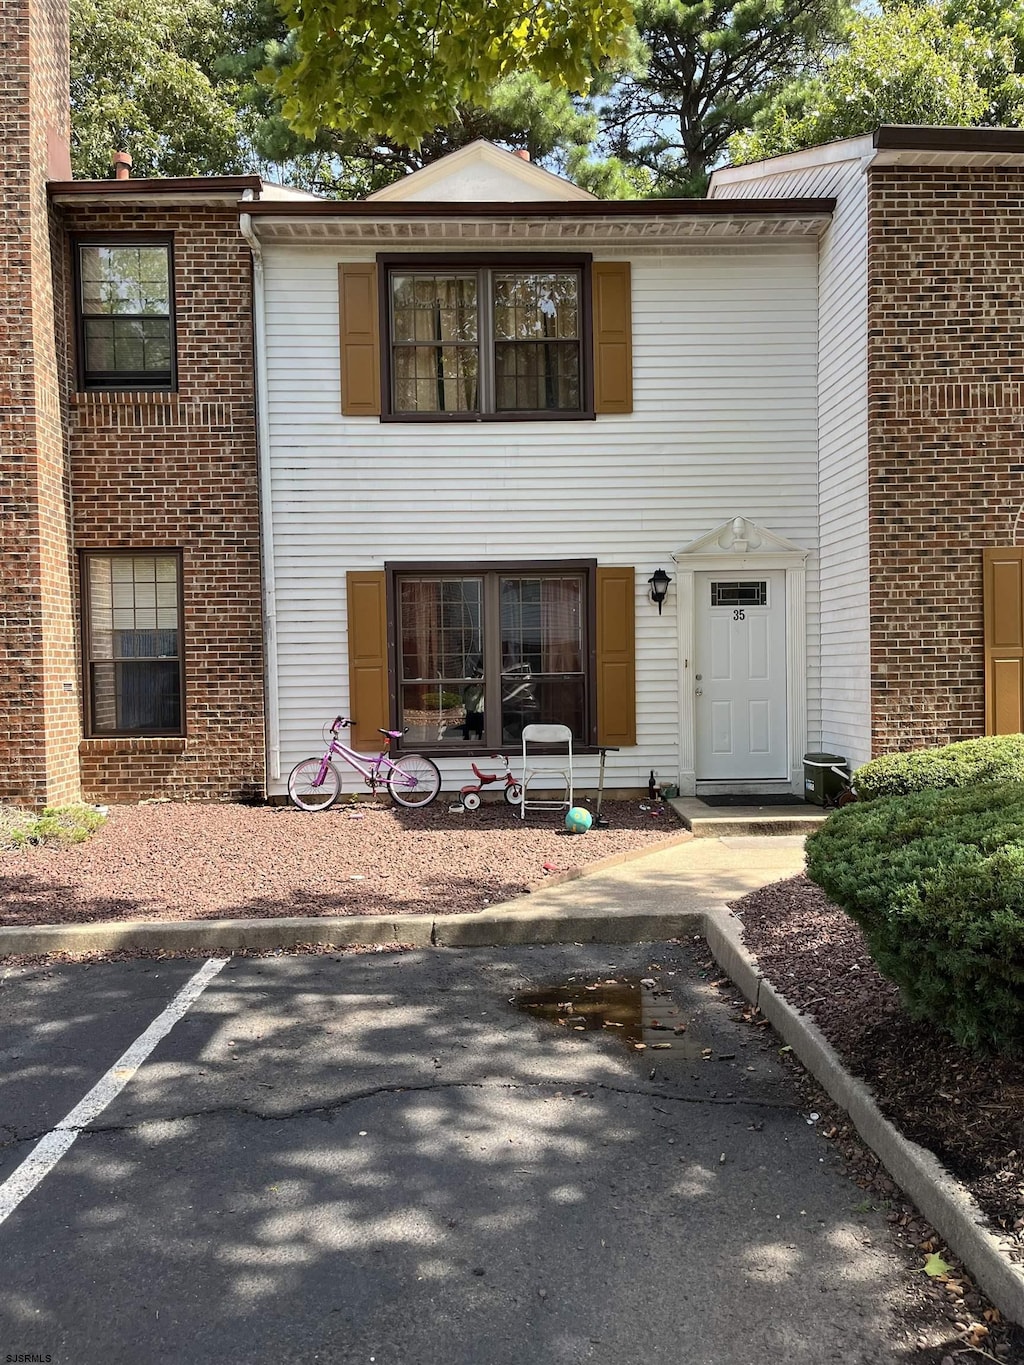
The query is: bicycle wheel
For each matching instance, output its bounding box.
[287,759,342,811]
[504,782,523,807]
[387,754,441,808]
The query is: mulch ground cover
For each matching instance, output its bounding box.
[0,799,681,926]
[732,872,1024,1259]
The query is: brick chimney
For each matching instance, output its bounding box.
[513,149,531,161]
[0,0,80,805]
[112,149,132,179]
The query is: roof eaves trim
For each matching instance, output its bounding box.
[873,124,1024,154]
[241,196,835,219]
[48,174,264,200]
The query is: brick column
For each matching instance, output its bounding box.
[0,0,80,805]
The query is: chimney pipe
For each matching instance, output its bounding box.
[111,150,132,180]
[513,149,531,161]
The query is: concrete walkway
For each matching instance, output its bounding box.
[481,833,806,921]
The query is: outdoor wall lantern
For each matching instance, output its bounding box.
[647,567,672,615]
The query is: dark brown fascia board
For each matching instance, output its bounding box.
[241,196,835,219]
[48,175,264,198]
[873,125,1024,154]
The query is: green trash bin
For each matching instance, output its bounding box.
[803,752,849,806]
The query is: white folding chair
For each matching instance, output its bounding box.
[519,723,573,820]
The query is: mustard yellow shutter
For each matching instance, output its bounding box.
[339,263,381,417]
[596,566,636,746]
[592,262,633,415]
[984,548,1024,734]
[347,571,389,750]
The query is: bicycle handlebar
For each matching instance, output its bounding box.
[331,716,355,732]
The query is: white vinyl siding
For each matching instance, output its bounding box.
[713,154,871,767]
[262,242,820,794]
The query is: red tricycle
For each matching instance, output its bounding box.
[460,755,524,811]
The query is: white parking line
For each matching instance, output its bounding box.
[0,956,227,1227]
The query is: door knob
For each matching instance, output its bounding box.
[695,687,703,696]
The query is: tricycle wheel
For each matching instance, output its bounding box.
[504,783,523,807]
[462,791,481,811]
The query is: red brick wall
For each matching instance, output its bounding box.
[0,0,80,808]
[867,166,1024,753]
[59,203,266,802]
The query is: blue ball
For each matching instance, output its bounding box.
[565,806,593,834]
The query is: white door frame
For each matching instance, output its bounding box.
[673,518,809,796]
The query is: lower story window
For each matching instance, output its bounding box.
[395,566,591,748]
[83,552,183,735]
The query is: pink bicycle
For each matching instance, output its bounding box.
[287,717,441,812]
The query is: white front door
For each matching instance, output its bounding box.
[695,570,788,781]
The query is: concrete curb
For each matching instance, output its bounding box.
[703,907,1024,1328]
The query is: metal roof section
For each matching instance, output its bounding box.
[709,136,874,195]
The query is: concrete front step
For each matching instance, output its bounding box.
[668,796,828,838]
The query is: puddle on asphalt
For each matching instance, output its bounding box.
[511,976,704,1059]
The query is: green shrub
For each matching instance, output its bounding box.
[853,734,1024,801]
[5,803,107,849]
[806,782,1024,1055]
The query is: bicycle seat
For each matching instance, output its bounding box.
[378,727,406,739]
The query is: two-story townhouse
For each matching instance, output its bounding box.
[243,144,835,800]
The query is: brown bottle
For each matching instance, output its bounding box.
[648,770,657,801]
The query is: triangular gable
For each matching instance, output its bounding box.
[367,140,595,203]
[674,517,808,559]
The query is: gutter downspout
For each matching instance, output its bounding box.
[240,201,282,785]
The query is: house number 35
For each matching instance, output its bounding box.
[733,608,746,621]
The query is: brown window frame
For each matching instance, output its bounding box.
[377,254,595,422]
[80,549,186,738]
[73,233,178,393]
[385,559,598,754]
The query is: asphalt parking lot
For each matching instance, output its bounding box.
[0,943,943,1364]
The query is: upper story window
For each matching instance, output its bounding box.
[382,258,592,420]
[76,240,175,390]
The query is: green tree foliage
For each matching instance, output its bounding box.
[71,0,635,195]
[70,0,247,178]
[730,0,1024,164]
[596,0,852,196]
[269,0,635,149]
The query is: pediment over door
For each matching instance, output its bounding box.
[674,517,807,561]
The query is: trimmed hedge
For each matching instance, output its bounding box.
[805,782,1024,1055]
[853,734,1024,801]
